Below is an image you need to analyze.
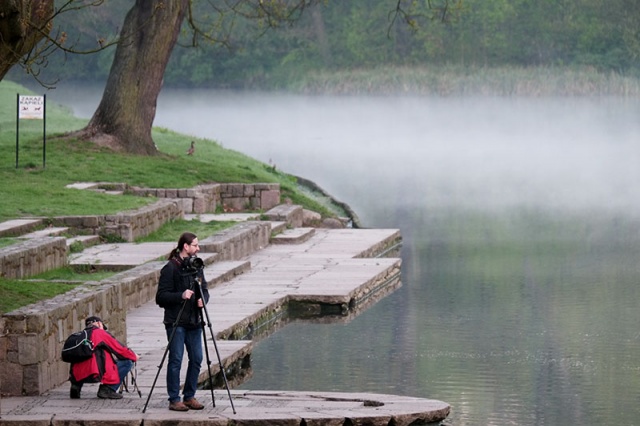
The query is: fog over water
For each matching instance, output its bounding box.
[153,91,640,217]
[55,87,640,216]
[52,86,640,425]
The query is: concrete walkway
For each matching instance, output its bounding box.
[0,218,451,425]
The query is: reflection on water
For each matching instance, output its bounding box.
[51,86,640,425]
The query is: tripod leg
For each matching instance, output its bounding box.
[206,324,237,414]
[142,325,176,413]
[142,299,188,413]
[200,320,217,406]
[198,290,237,414]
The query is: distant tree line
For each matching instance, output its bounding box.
[8,0,640,88]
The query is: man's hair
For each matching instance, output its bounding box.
[85,316,108,330]
[85,316,102,327]
[168,232,197,260]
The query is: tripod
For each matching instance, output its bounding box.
[195,276,236,414]
[142,270,236,414]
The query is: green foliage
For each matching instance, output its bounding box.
[0,266,118,314]
[7,1,640,89]
[0,279,80,315]
[68,240,85,253]
[0,238,16,248]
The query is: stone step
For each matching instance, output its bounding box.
[66,235,101,249]
[199,222,271,261]
[65,182,127,193]
[264,204,303,227]
[270,227,316,244]
[0,218,43,237]
[68,242,218,272]
[204,260,252,288]
[269,221,288,234]
[21,227,69,239]
[184,213,261,222]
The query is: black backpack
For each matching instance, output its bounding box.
[61,328,95,363]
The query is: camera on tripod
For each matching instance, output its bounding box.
[183,256,204,272]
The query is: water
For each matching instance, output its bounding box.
[51,86,640,425]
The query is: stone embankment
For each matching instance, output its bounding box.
[0,182,451,425]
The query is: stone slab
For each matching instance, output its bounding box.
[270,227,316,244]
[0,390,450,425]
[184,213,261,222]
[66,235,102,248]
[0,218,43,237]
[68,243,216,270]
[65,182,101,190]
[20,227,69,239]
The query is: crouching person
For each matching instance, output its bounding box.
[69,316,139,399]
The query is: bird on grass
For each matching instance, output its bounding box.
[186,141,195,156]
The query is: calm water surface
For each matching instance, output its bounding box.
[54,88,640,425]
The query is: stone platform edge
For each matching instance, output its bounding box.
[0,390,450,426]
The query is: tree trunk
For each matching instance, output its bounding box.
[311,6,331,67]
[0,0,53,80]
[74,0,188,155]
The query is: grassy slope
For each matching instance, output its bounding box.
[0,80,335,221]
[0,80,337,314]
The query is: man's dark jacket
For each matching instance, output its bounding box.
[156,257,210,329]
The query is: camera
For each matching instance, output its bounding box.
[183,256,204,271]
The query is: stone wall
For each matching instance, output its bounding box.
[0,201,181,280]
[199,222,271,261]
[0,262,163,396]
[50,199,183,242]
[219,183,280,213]
[128,184,218,215]
[0,237,67,279]
[129,183,280,214]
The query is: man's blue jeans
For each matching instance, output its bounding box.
[110,359,134,391]
[166,325,203,402]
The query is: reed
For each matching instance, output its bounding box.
[289,65,640,96]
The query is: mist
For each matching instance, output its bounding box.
[153,91,640,215]
[50,86,640,216]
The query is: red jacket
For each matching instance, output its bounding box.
[70,327,137,385]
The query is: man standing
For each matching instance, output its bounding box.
[156,232,210,411]
[69,316,138,399]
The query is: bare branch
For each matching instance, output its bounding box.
[389,0,464,37]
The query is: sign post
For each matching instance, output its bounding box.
[16,94,47,168]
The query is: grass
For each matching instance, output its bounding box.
[0,238,16,249]
[0,278,81,314]
[0,80,337,221]
[0,79,342,315]
[0,267,118,314]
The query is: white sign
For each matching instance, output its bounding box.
[19,95,45,119]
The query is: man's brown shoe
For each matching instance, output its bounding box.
[184,398,205,410]
[169,401,189,411]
